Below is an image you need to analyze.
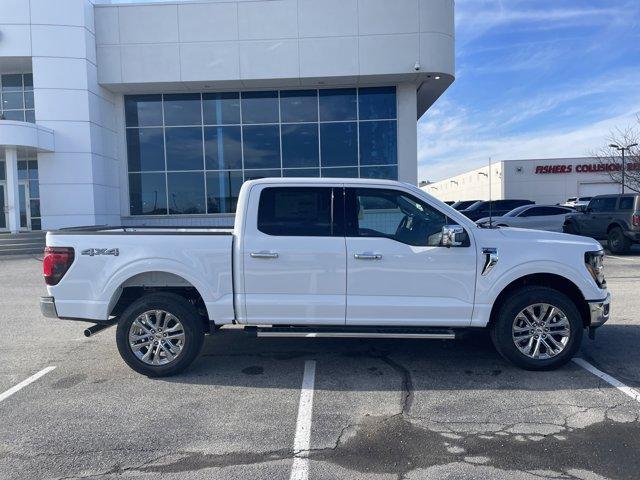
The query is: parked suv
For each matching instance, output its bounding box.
[460,199,535,221]
[563,194,640,254]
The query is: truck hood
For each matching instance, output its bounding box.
[477,226,602,250]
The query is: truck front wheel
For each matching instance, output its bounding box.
[490,287,583,370]
[116,293,205,377]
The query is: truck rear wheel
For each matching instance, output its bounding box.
[490,287,583,370]
[608,227,632,255]
[116,293,204,377]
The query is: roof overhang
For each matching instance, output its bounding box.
[0,121,55,152]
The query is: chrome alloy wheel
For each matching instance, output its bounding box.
[129,310,185,366]
[512,303,571,360]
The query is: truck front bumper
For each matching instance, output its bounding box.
[40,296,58,319]
[588,293,610,328]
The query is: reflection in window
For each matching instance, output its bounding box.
[203,92,240,125]
[244,169,281,181]
[241,91,279,124]
[206,170,243,213]
[283,168,320,177]
[167,172,206,214]
[125,95,163,127]
[205,126,242,170]
[282,123,319,168]
[0,73,35,123]
[359,121,397,165]
[129,173,168,215]
[127,128,165,172]
[320,122,357,167]
[163,93,202,126]
[322,167,358,178]
[258,187,333,236]
[358,87,396,120]
[243,125,280,169]
[280,90,318,123]
[319,88,357,121]
[361,165,398,180]
[165,127,204,171]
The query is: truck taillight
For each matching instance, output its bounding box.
[633,214,640,227]
[43,247,75,286]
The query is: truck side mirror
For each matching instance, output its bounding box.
[441,225,468,247]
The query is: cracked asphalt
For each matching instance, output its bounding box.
[0,253,639,480]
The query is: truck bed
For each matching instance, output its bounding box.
[48,226,233,235]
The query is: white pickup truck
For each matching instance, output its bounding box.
[40,178,610,376]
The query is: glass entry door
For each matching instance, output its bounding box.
[18,181,30,230]
[0,183,8,231]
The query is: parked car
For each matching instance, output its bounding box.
[451,200,481,211]
[460,199,535,221]
[41,178,609,375]
[561,197,593,208]
[563,194,640,254]
[477,205,575,232]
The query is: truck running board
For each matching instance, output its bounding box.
[255,326,456,339]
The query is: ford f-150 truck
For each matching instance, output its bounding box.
[40,178,610,376]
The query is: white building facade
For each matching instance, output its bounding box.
[0,0,455,232]
[424,158,628,205]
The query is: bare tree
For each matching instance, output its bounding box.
[591,116,640,193]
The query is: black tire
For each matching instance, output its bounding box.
[563,222,578,235]
[116,293,205,377]
[607,227,632,255]
[490,286,583,371]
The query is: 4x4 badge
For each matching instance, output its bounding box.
[81,248,119,257]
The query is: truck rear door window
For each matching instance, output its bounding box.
[258,187,342,236]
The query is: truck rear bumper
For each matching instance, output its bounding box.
[40,296,58,318]
[588,293,610,327]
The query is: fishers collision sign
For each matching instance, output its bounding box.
[534,162,640,174]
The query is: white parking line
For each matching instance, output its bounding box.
[290,360,316,480]
[0,366,56,404]
[573,358,640,403]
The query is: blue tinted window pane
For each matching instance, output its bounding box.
[243,125,280,169]
[280,90,318,123]
[1,74,22,92]
[163,93,202,126]
[3,110,24,121]
[24,91,34,109]
[358,87,396,120]
[2,92,23,110]
[205,126,242,170]
[206,170,243,214]
[360,165,397,180]
[282,123,319,168]
[168,172,206,214]
[17,161,28,179]
[31,219,41,230]
[23,74,33,90]
[127,128,165,172]
[28,161,38,179]
[241,91,279,124]
[283,168,320,177]
[320,122,357,167]
[0,161,5,181]
[129,173,168,215]
[25,110,35,123]
[359,120,397,165]
[203,92,240,125]
[30,199,40,217]
[124,95,163,127]
[319,88,357,121]
[244,169,281,181]
[321,167,358,178]
[29,180,39,198]
[165,127,204,171]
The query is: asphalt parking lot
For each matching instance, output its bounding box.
[0,252,639,480]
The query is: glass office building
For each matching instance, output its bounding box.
[0,0,454,230]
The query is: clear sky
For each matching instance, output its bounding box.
[419,0,640,182]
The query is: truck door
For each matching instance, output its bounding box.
[242,185,346,325]
[583,197,617,238]
[343,186,477,327]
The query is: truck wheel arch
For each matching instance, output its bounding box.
[488,273,590,328]
[107,271,210,330]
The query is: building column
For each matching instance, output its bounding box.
[5,147,21,233]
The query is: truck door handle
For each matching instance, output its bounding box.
[250,251,279,259]
[354,253,382,260]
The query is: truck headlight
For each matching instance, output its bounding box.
[585,250,606,288]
